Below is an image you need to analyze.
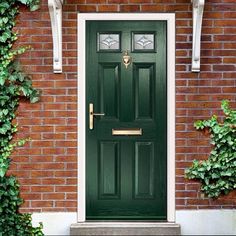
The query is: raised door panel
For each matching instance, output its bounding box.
[134,142,155,199]
[98,141,120,199]
[98,63,120,119]
[134,63,155,120]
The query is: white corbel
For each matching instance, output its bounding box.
[191,0,205,72]
[48,0,63,73]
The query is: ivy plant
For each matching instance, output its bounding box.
[0,0,43,235]
[185,100,236,198]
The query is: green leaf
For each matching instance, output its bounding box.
[30,95,39,103]
[18,0,28,4]
[30,4,40,11]
[2,109,8,115]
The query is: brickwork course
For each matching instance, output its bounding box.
[9,0,236,213]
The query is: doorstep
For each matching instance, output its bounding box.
[70,222,181,235]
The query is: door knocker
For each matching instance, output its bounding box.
[122,50,132,69]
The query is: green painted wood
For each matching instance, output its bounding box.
[134,63,154,119]
[86,21,167,220]
[99,142,120,198]
[135,142,154,199]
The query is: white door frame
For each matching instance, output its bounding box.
[77,13,176,222]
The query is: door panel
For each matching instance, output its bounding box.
[134,142,155,199]
[134,63,154,120]
[98,141,120,199]
[86,21,167,220]
[98,63,120,119]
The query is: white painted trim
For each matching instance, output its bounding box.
[32,212,77,235]
[176,210,236,235]
[191,0,205,72]
[31,210,236,235]
[77,14,86,222]
[167,14,176,223]
[48,0,63,73]
[77,13,176,223]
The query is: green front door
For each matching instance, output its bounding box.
[86,21,167,220]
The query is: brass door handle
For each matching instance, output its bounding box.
[89,103,105,130]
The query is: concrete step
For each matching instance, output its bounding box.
[70,222,181,235]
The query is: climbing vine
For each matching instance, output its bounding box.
[0,0,43,235]
[185,100,236,198]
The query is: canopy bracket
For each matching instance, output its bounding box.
[192,0,205,72]
[48,0,63,73]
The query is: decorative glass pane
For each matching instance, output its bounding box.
[98,34,120,51]
[134,34,154,50]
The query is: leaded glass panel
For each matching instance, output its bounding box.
[98,33,120,51]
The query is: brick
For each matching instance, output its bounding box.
[66,0,85,4]
[66,193,77,200]
[141,5,165,12]
[55,171,77,178]
[224,28,236,34]
[31,141,54,147]
[31,186,54,192]
[42,148,66,155]
[98,5,119,12]
[42,133,66,139]
[42,178,66,185]
[120,5,140,12]
[86,0,106,3]
[31,156,54,162]
[19,208,42,213]
[55,201,77,207]
[63,5,77,11]
[165,4,190,11]
[214,35,236,41]
[187,199,210,205]
[42,118,66,125]
[55,186,77,192]
[21,201,30,208]
[41,163,65,169]
[213,65,235,71]
[66,178,77,185]
[163,0,179,2]
[55,156,76,162]
[108,0,128,3]
[55,141,77,147]
[18,164,42,170]
[77,5,97,12]
[214,20,236,27]
[31,171,54,178]
[223,58,236,63]
[31,201,54,207]
[222,87,236,93]
[202,28,223,34]
[21,193,42,200]
[43,193,65,200]
[205,12,223,18]
[201,42,223,49]
[31,126,54,132]
[176,191,198,198]
[18,178,41,186]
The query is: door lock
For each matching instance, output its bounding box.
[89,103,105,130]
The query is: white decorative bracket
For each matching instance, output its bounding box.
[191,0,205,72]
[48,0,63,73]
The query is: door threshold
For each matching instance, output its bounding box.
[70,222,181,235]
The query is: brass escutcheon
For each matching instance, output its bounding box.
[122,50,132,69]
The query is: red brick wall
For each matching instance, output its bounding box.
[9,0,236,213]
